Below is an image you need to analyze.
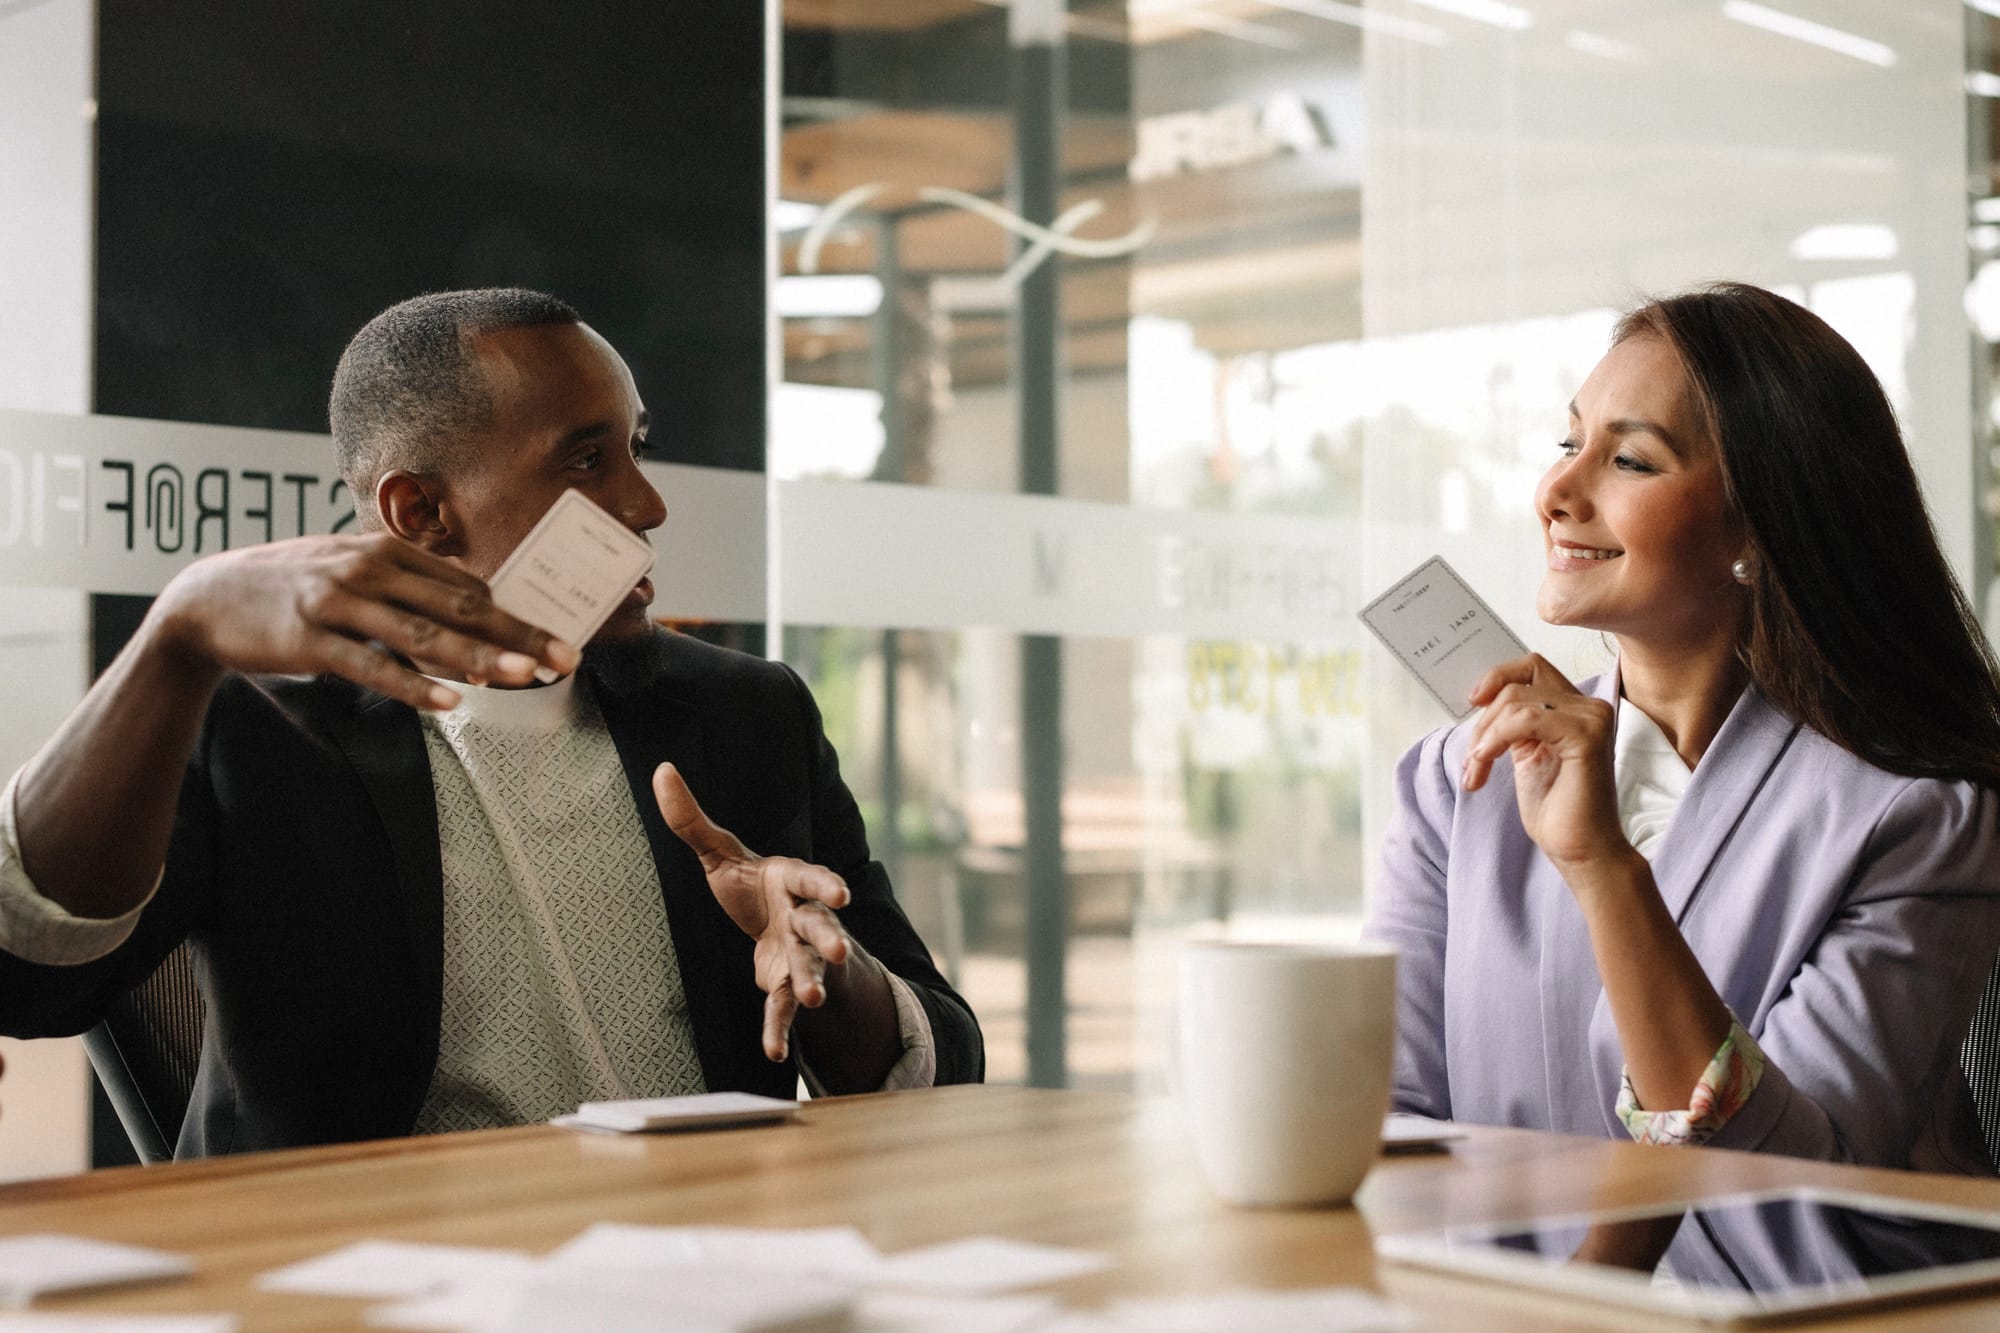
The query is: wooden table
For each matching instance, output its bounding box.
[10,1084,2000,1330]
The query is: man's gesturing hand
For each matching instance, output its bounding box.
[652,762,855,1062]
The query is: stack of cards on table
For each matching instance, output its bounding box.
[552,1091,800,1133]
[255,1222,1413,1332]
[344,1228,870,1332]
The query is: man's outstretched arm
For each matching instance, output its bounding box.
[11,533,575,925]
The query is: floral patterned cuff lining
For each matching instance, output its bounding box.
[1615,1018,1766,1146]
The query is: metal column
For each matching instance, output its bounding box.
[873,216,906,890]
[1012,0,1068,1089]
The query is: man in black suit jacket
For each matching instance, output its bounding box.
[0,289,980,1155]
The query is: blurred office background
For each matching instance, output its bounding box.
[0,0,1994,1176]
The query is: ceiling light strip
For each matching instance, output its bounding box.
[1720,1,1895,68]
[1401,0,1532,33]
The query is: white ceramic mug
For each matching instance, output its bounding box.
[1175,940,1398,1207]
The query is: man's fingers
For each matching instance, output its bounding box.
[763,982,798,1062]
[311,630,463,711]
[766,857,851,910]
[787,935,828,1009]
[788,900,850,966]
[347,556,579,675]
[306,537,578,676]
[653,763,753,870]
[317,594,543,688]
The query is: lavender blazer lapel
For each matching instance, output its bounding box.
[1647,684,1801,924]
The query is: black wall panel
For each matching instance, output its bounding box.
[94,1,766,471]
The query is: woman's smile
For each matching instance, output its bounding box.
[1548,541,1623,567]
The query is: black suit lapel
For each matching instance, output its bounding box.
[319,683,445,1063]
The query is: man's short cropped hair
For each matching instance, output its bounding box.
[330,287,581,522]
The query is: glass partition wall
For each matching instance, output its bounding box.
[778,1,1367,1091]
[774,0,1980,1093]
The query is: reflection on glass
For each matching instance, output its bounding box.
[1459,1193,2000,1303]
[778,0,1972,1094]
[778,2,1365,1092]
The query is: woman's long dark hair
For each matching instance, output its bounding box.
[1615,282,2000,789]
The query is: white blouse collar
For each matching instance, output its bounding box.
[1613,696,1692,860]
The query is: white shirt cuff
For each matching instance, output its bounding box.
[797,964,938,1096]
[0,769,159,966]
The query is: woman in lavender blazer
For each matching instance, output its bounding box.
[1365,283,2000,1172]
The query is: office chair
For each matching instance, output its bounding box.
[1961,957,2000,1174]
[80,942,204,1165]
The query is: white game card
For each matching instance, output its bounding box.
[486,489,655,679]
[1359,556,1529,719]
[0,1234,194,1305]
[556,1091,800,1133]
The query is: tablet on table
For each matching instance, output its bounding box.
[1376,1186,2000,1324]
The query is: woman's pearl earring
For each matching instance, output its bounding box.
[1731,558,1753,584]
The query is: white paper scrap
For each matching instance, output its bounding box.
[1106,1287,1415,1332]
[862,1237,1111,1296]
[544,1224,699,1268]
[1381,1114,1466,1151]
[854,1290,1057,1332]
[0,1235,193,1306]
[365,1280,528,1333]
[495,1265,851,1333]
[257,1240,535,1299]
[559,1092,799,1134]
[0,1312,236,1320]
[550,1224,878,1282]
